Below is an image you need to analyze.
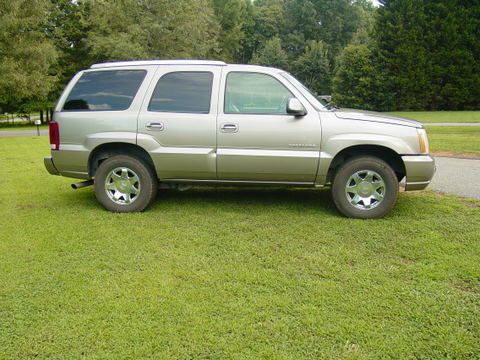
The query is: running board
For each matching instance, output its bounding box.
[160,179,323,187]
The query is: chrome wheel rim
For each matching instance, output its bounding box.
[105,167,141,205]
[345,170,386,210]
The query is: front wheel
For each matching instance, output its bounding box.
[331,156,399,219]
[94,155,157,212]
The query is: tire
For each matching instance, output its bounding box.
[94,155,157,212]
[331,156,399,219]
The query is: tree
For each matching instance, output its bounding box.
[0,0,57,112]
[374,0,480,110]
[280,0,376,69]
[144,0,219,59]
[305,0,368,58]
[350,0,375,46]
[424,1,480,110]
[293,40,331,95]
[84,0,219,62]
[236,0,256,63]
[249,0,286,55]
[332,44,387,110]
[212,0,249,62]
[46,0,90,95]
[84,0,148,62]
[284,0,319,44]
[250,36,290,70]
[374,0,432,110]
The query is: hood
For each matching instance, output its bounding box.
[334,109,423,128]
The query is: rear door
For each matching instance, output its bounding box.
[137,65,222,179]
[216,68,321,182]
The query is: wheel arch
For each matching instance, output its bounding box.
[326,145,406,183]
[88,142,156,178]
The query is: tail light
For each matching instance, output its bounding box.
[49,121,60,150]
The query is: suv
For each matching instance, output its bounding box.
[44,60,435,218]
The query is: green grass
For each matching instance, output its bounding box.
[1,137,479,359]
[427,126,480,155]
[388,111,480,123]
[0,124,48,131]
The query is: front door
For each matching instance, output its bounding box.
[216,69,321,182]
[137,65,221,179]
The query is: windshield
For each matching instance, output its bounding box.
[280,72,328,111]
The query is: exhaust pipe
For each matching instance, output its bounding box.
[71,179,94,190]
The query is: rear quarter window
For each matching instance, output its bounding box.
[63,70,146,111]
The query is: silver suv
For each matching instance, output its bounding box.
[44,60,435,218]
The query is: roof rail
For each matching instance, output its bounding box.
[90,59,227,69]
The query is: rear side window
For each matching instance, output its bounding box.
[148,72,213,113]
[63,70,146,111]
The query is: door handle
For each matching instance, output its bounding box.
[146,122,164,131]
[220,123,238,133]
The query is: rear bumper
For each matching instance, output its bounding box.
[44,156,60,176]
[402,155,436,191]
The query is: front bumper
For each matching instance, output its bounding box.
[44,156,60,176]
[402,155,436,191]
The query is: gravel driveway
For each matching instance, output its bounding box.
[429,157,480,199]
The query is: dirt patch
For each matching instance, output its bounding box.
[16,204,50,210]
[451,279,479,293]
[429,191,479,207]
[432,150,480,159]
[457,199,479,208]
[399,256,416,265]
[402,191,479,207]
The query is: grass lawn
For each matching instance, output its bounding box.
[1,137,479,359]
[0,124,48,131]
[426,126,480,156]
[388,111,480,123]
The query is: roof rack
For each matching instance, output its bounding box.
[90,60,227,69]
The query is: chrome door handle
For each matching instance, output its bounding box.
[220,123,238,133]
[146,122,164,131]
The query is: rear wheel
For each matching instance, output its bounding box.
[331,156,399,219]
[94,155,157,212]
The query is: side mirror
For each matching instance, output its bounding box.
[286,98,306,117]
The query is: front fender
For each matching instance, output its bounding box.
[324,133,416,156]
[315,133,417,185]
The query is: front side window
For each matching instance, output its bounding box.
[225,72,293,114]
[281,72,325,111]
[63,70,146,111]
[148,72,213,113]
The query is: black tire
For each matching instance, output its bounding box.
[331,156,399,219]
[94,155,157,212]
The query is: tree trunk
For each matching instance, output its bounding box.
[40,110,44,124]
[46,109,50,122]
[50,109,53,122]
